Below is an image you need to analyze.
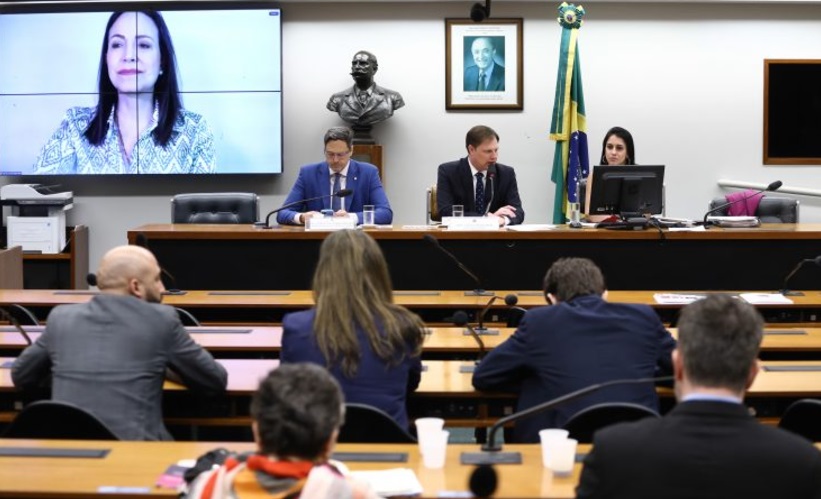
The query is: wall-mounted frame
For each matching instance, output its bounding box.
[445,18,523,110]
[764,59,821,165]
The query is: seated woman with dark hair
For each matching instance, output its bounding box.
[584,126,636,222]
[186,363,377,498]
[280,230,425,430]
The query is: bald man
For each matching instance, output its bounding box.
[12,245,227,440]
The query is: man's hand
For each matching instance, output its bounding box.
[492,205,517,225]
[300,211,321,224]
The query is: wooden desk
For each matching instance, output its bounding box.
[128,223,821,291]
[0,439,579,498]
[2,289,821,325]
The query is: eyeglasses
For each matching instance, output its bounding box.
[324,150,351,160]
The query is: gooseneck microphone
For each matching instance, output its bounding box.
[454,310,485,368]
[485,168,496,216]
[780,255,821,296]
[0,307,33,346]
[423,234,493,296]
[702,180,782,227]
[475,295,499,335]
[461,375,674,465]
[257,189,353,229]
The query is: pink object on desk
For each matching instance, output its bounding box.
[725,190,763,216]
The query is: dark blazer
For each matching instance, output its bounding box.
[280,308,422,430]
[436,158,524,225]
[464,63,506,92]
[11,295,228,440]
[472,294,675,443]
[276,160,392,226]
[576,400,821,499]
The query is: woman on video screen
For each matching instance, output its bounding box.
[33,10,216,174]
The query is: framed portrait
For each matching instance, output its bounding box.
[445,18,523,110]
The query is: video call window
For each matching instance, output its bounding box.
[0,2,283,175]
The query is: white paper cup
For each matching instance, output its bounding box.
[415,417,445,456]
[452,205,464,217]
[548,438,578,477]
[362,205,375,226]
[420,430,449,469]
[539,429,570,468]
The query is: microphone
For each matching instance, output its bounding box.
[475,295,499,335]
[256,189,353,229]
[134,233,186,295]
[86,273,97,287]
[468,464,498,498]
[0,306,33,346]
[504,293,528,328]
[423,234,493,296]
[485,168,496,216]
[461,375,674,465]
[702,180,782,227]
[454,310,485,373]
[780,255,821,296]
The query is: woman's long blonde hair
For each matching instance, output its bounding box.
[312,230,424,377]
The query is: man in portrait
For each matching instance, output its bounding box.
[463,36,505,92]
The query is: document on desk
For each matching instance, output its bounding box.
[738,293,794,305]
[653,293,706,304]
[350,468,423,497]
[506,224,557,231]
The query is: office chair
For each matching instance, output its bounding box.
[778,399,821,442]
[337,403,417,443]
[708,195,799,223]
[562,402,660,443]
[426,185,441,224]
[3,400,119,440]
[171,192,259,224]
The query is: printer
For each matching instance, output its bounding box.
[1,184,74,254]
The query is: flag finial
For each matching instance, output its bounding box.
[557,2,585,29]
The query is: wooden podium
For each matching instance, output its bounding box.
[353,144,384,183]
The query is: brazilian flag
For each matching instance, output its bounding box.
[550,3,589,224]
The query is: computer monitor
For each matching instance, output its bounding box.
[588,165,665,218]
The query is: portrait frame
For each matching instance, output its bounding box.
[445,18,523,110]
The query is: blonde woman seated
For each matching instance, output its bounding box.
[584,126,635,223]
[280,230,425,430]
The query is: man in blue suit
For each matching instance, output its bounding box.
[463,37,505,92]
[472,257,676,443]
[276,127,392,226]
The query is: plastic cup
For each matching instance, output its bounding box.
[548,438,578,477]
[420,430,449,469]
[415,417,445,456]
[362,205,375,226]
[539,429,570,468]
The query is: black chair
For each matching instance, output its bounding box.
[171,192,259,224]
[562,402,660,443]
[337,403,417,443]
[708,195,799,223]
[3,400,119,440]
[778,399,821,442]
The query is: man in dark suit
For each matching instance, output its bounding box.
[463,37,505,92]
[12,245,227,440]
[276,126,392,226]
[576,295,821,499]
[472,258,676,442]
[436,125,524,226]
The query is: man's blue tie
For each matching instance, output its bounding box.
[332,173,342,211]
[475,172,486,215]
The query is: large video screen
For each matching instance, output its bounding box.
[0,2,283,175]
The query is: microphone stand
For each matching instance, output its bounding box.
[423,234,494,296]
[454,311,486,373]
[255,190,353,229]
[0,307,33,346]
[780,256,821,296]
[461,376,673,465]
[472,295,500,336]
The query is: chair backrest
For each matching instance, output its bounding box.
[708,195,799,223]
[171,192,259,224]
[0,246,23,289]
[3,400,119,440]
[562,402,660,443]
[778,398,821,441]
[337,403,416,443]
[426,185,441,224]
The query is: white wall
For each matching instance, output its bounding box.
[3,1,821,268]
